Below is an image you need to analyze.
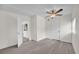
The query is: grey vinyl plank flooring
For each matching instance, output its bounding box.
[0,39,75,54]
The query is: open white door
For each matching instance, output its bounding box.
[17,17,23,47]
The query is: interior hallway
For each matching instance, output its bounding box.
[0,39,75,54]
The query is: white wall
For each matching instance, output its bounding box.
[30,15,37,41]
[37,16,46,41]
[75,17,79,53]
[60,15,72,43]
[45,15,72,43]
[0,10,17,49]
[72,5,79,53]
[45,17,60,40]
[30,15,46,41]
[0,10,31,48]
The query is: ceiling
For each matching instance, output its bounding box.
[0,4,74,16]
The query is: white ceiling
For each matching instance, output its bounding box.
[0,4,74,16]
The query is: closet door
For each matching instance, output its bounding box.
[46,17,60,40]
[60,16,72,43]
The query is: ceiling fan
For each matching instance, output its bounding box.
[46,9,63,18]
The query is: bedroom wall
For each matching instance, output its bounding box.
[60,15,72,43]
[0,10,31,48]
[45,17,60,40]
[30,15,37,41]
[37,15,46,41]
[72,5,79,54]
[30,15,46,41]
[0,10,17,49]
[45,15,72,43]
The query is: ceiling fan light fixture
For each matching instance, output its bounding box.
[50,14,56,17]
[46,8,63,18]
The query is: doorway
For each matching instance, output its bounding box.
[22,23,29,43]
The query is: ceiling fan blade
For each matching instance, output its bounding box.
[46,11,52,14]
[56,14,63,16]
[55,9,63,14]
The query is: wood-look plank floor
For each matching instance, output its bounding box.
[0,39,75,54]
